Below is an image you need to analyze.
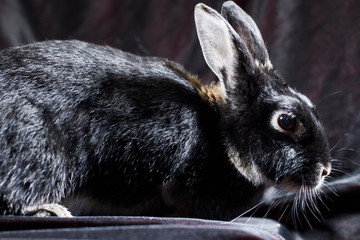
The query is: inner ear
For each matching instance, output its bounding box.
[195,4,238,85]
[194,3,255,101]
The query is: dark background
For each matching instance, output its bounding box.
[0,0,360,238]
[1,0,359,171]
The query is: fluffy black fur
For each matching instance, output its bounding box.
[0,1,331,220]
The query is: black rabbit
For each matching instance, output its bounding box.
[0,1,331,220]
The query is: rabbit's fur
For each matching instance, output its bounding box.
[0,1,331,220]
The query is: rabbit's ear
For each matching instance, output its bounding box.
[194,3,257,101]
[221,1,272,70]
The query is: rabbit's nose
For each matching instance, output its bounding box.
[321,165,331,177]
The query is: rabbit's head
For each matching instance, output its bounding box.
[194,1,331,191]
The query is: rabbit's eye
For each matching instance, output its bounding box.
[277,114,296,131]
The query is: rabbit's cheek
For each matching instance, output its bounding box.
[226,145,266,186]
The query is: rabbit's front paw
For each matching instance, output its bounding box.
[23,203,73,217]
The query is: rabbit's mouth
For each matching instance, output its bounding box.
[277,162,332,192]
[277,177,302,192]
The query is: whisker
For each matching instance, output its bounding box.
[329,138,343,152]
[291,196,298,227]
[324,184,339,197]
[317,90,342,105]
[310,189,324,221]
[258,192,284,230]
[333,147,357,153]
[330,167,352,176]
[294,186,307,229]
[243,193,277,225]
[278,201,290,223]
[263,197,280,219]
[301,187,313,229]
[305,187,324,224]
[349,160,360,167]
[231,199,265,222]
[316,188,330,211]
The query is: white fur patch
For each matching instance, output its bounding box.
[23,203,73,217]
[255,59,273,71]
[286,147,297,159]
[226,145,265,185]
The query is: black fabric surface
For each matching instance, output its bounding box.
[0,1,360,239]
[0,216,296,239]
